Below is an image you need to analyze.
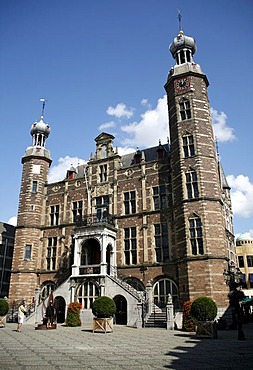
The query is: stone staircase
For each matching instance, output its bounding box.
[144,304,167,328]
[107,274,144,302]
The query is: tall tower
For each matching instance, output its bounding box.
[9,110,52,302]
[164,28,229,306]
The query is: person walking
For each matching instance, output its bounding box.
[17,298,27,332]
[228,282,246,340]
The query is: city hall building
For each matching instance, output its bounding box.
[9,26,235,326]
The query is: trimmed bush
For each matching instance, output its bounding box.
[92,296,116,318]
[0,299,9,316]
[182,300,195,332]
[191,297,217,321]
[65,301,82,327]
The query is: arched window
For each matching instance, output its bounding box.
[153,278,179,310]
[123,277,145,291]
[40,281,56,303]
[76,281,99,309]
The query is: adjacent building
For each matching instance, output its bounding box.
[236,234,253,290]
[9,26,235,325]
[0,222,15,298]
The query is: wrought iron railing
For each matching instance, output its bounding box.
[75,213,115,227]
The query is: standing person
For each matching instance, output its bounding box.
[228,283,246,340]
[46,301,55,328]
[17,298,26,332]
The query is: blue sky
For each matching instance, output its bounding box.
[0,0,253,238]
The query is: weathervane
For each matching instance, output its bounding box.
[40,98,46,118]
[177,9,182,31]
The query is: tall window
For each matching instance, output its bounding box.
[238,256,244,268]
[153,185,166,210]
[189,217,204,255]
[154,223,169,263]
[24,244,32,260]
[32,180,38,193]
[76,281,99,309]
[96,195,109,221]
[186,171,199,199]
[183,135,195,157]
[99,164,107,182]
[72,201,83,222]
[179,100,191,120]
[124,191,136,214]
[47,237,57,270]
[247,256,253,267]
[124,227,137,265]
[50,205,59,226]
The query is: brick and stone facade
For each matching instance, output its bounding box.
[9,28,235,323]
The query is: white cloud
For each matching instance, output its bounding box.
[120,95,168,148]
[211,108,235,142]
[98,121,116,131]
[8,216,17,226]
[107,103,134,119]
[48,156,87,183]
[227,174,253,218]
[117,146,136,156]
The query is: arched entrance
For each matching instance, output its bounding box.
[81,238,100,265]
[153,278,179,310]
[54,296,66,323]
[114,295,127,325]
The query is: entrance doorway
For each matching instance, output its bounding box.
[54,296,66,323]
[114,295,127,325]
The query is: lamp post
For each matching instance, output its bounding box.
[223,261,243,290]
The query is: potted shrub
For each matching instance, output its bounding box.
[191,297,218,338]
[92,296,116,333]
[0,299,9,328]
[65,301,82,327]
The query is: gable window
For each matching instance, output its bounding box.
[99,164,107,182]
[153,185,166,210]
[124,191,136,214]
[72,201,83,222]
[124,227,137,265]
[185,171,199,199]
[47,237,57,271]
[154,223,169,263]
[32,181,38,193]
[24,244,32,260]
[183,135,195,157]
[189,217,204,255]
[50,205,59,226]
[179,100,191,120]
[96,195,109,221]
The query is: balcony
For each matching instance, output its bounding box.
[72,263,116,278]
[75,213,115,227]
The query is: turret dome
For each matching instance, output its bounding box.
[30,116,51,138]
[170,30,196,58]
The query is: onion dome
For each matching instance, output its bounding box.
[30,116,50,147]
[169,30,196,65]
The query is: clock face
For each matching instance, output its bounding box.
[175,78,190,92]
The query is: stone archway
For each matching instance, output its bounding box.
[81,238,100,265]
[114,295,127,325]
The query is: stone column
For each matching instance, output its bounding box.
[166,294,174,330]
[34,285,41,325]
[145,281,153,315]
[136,302,143,329]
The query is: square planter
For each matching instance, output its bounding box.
[196,321,217,339]
[93,317,113,333]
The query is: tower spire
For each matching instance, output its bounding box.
[177,9,182,32]
[40,98,46,118]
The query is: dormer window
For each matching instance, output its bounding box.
[134,149,141,164]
